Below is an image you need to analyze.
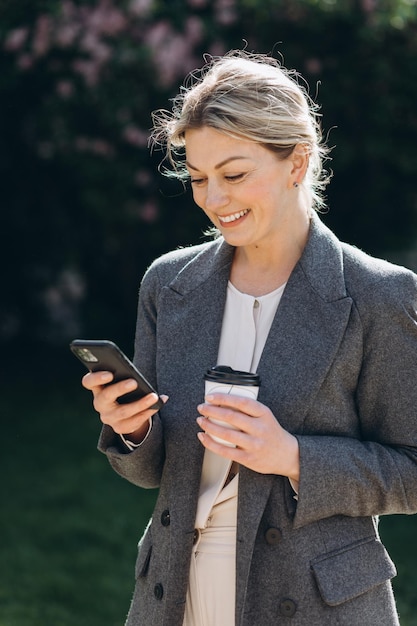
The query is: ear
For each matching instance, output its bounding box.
[289,144,309,187]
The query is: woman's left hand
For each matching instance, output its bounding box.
[197,393,300,482]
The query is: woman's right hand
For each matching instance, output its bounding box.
[82,371,165,445]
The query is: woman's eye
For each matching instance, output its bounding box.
[189,173,245,185]
[225,173,245,182]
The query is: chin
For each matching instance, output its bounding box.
[222,234,252,249]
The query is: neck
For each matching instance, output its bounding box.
[230,209,311,296]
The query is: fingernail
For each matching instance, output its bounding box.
[124,379,137,391]
[205,394,214,402]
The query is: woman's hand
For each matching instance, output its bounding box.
[197,393,300,483]
[82,371,166,445]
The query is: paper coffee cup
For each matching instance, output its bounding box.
[203,365,260,446]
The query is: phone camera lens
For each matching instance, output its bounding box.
[76,348,98,363]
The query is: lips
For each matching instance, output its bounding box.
[217,209,250,224]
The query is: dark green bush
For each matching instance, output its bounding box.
[1,0,417,354]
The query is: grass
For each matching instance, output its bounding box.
[1,358,417,625]
[380,516,417,624]
[0,363,157,626]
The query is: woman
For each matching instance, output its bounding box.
[82,51,417,625]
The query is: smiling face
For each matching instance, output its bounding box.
[185,126,308,252]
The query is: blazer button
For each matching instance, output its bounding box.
[279,598,297,617]
[161,509,170,526]
[265,527,282,545]
[154,583,164,600]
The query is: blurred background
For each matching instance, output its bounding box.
[1,0,417,624]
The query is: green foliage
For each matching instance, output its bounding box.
[1,0,417,353]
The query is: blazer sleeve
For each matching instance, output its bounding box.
[97,261,166,489]
[294,269,417,529]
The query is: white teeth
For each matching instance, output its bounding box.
[218,209,249,223]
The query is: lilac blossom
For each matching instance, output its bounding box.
[187,0,208,7]
[122,125,149,148]
[144,20,200,86]
[56,79,75,99]
[32,14,52,58]
[75,136,115,157]
[139,200,159,222]
[4,27,29,52]
[214,0,237,25]
[128,0,154,18]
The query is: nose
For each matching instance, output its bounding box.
[204,179,230,212]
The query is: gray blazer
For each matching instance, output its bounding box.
[99,214,417,625]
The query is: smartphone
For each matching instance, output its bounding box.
[70,339,163,409]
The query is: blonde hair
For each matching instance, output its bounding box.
[151,50,330,210]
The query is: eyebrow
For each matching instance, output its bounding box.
[185,156,251,171]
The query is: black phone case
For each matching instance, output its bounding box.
[70,339,163,409]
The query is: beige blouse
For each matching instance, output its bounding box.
[194,281,286,529]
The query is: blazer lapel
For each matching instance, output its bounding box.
[257,214,353,433]
[236,215,353,610]
[156,240,235,515]
[160,238,235,389]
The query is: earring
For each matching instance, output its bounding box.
[293,182,299,188]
